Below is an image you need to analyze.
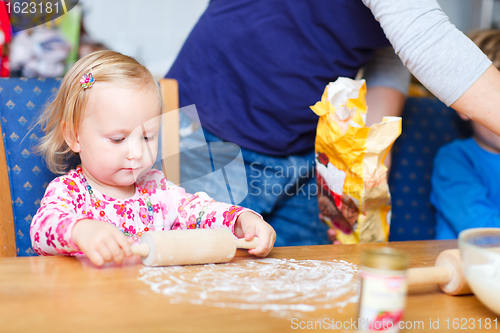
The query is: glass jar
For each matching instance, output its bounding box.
[358,247,409,332]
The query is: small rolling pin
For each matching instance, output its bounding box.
[407,249,471,295]
[131,228,259,266]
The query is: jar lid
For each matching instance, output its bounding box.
[361,247,409,271]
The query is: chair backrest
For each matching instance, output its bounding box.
[388,96,471,241]
[0,78,180,257]
[0,78,61,256]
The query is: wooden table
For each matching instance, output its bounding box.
[1,240,498,333]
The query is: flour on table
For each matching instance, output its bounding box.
[138,258,359,318]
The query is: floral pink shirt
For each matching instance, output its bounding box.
[31,169,252,256]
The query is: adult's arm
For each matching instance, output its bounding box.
[363,0,500,136]
[363,46,409,168]
[450,65,500,136]
[365,85,405,170]
[363,46,409,126]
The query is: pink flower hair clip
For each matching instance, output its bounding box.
[79,71,95,89]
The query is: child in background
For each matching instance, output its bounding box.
[431,30,500,239]
[31,50,276,266]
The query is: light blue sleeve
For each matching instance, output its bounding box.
[430,145,500,239]
[363,0,491,106]
[363,46,410,96]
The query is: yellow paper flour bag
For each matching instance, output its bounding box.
[310,77,402,243]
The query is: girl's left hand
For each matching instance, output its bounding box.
[234,212,276,257]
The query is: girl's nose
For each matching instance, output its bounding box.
[126,140,144,160]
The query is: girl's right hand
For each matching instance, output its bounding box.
[72,219,134,266]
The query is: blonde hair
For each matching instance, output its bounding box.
[36,50,163,174]
[468,29,500,70]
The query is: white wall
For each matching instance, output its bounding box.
[438,0,477,32]
[80,0,209,80]
[438,0,500,33]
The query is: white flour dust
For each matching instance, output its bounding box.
[138,258,360,318]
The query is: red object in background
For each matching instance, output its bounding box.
[0,55,10,77]
[0,1,11,77]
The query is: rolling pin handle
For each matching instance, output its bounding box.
[407,265,453,287]
[407,249,471,296]
[235,237,260,249]
[131,243,150,257]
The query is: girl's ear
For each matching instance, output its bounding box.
[62,124,81,153]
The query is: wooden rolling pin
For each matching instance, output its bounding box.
[407,249,471,295]
[131,228,259,266]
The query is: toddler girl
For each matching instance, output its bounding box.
[30,50,276,266]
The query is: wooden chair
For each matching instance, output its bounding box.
[159,79,180,185]
[0,78,179,257]
[0,117,15,257]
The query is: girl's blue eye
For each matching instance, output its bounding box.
[111,138,124,143]
[144,136,154,142]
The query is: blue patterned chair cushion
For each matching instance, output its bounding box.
[388,97,471,241]
[0,78,64,256]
